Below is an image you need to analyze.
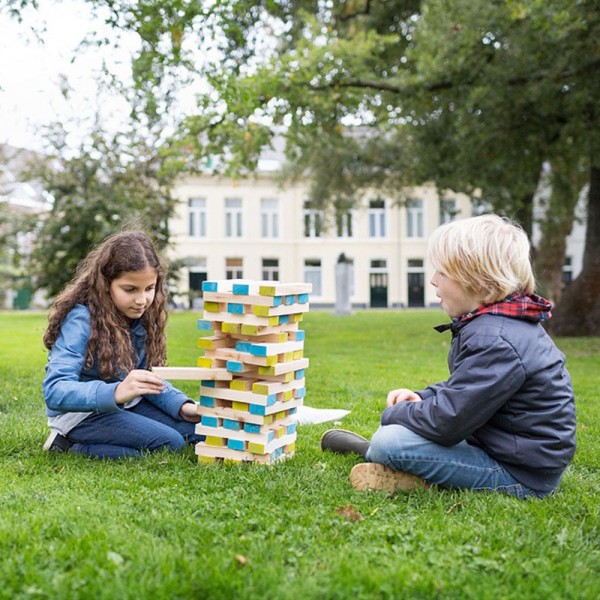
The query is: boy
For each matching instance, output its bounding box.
[322,214,576,499]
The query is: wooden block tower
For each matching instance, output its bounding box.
[194,279,311,464]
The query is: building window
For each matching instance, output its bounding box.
[261,198,279,238]
[225,198,243,238]
[471,198,492,216]
[262,258,279,281]
[562,256,573,286]
[439,199,458,225]
[304,202,322,238]
[304,258,322,296]
[226,257,243,279]
[335,204,354,238]
[406,199,424,238]
[188,197,207,237]
[368,199,386,238]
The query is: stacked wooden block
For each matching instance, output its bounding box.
[194,279,312,464]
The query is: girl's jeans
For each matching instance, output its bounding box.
[66,399,203,459]
[366,424,548,499]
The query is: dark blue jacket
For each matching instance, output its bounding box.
[381,313,576,493]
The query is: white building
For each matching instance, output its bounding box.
[169,167,475,309]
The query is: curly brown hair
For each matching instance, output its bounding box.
[43,229,168,379]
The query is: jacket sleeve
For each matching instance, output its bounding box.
[381,329,527,446]
[143,382,193,421]
[42,306,120,414]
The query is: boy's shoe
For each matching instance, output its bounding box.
[43,431,72,453]
[350,462,429,493]
[320,429,370,458]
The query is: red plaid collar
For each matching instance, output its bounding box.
[435,293,553,334]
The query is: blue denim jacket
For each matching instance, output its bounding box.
[43,304,189,421]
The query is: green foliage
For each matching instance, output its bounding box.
[1,310,599,598]
[25,125,180,298]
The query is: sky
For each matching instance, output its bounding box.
[0,1,135,151]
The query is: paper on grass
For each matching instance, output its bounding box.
[292,405,351,426]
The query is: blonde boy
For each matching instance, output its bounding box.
[322,214,576,498]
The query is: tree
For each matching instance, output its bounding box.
[26,124,179,298]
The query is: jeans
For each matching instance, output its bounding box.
[366,424,546,499]
[66,399,204,459]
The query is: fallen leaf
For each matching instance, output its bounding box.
[335,504,364,522]
[235,554,248,566]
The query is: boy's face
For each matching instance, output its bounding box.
[109,267,158,320]
[431,271,484,318]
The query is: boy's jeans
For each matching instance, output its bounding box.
[366,424,547,499]
[67,399,203,459]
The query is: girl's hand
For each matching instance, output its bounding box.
[386,388,423,407]
[179,401,200,423]
[114,369,166,404]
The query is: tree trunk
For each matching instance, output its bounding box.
[550,165,600,336]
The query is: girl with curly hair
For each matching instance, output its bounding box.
[42,229,201,459]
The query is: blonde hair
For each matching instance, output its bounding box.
[428,214,535,304]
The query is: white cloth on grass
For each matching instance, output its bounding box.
[292,405,350,425]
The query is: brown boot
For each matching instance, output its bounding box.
[350,463,429,493]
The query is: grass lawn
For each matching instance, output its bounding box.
[0,309,598,599]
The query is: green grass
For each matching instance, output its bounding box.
[0,310,598,599]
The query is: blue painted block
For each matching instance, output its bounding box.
[226,360,243,373]
[284,295,295,305]
[202,281,218,292]
[289,407,297,415]
[249,404,266,415]
[227,302,244,314]
[244,423,261,433]
[248,344,267,357]
[223,419,241,431]
[235,341,253,353]
[295,387,306,398]
[297,293,309,303]
[267,431,275,443]
[279,315,289,324]
[197,319,213,330]
[201,416,219,427]
[266,394,277,406]
[232,283,250,295]
[287,423,297,435]
[272,296,283,307]
[200,396,215,407]
[202,380,216,388]
[295,330,305,341]
[295,369,305,379]
[227,439,245,451]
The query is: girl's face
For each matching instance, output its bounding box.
[431,270,484,319]
[109,267,158,320]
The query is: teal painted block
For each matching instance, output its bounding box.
[295,387,306,398]
[235,341,253,353]
[232,283,250,295]
[267,431,275,442]
[201,416,219,427]
[284,295,295,305]
[202,380,216,388]
[289,407,297,414]
[248,344,267,357]
[197,319,213,330]
[226,360,244,373]
[279,315,290,324]
[249,404,266,415]
[295,330,305,341]
[223,419,241,431]
[297,293,309,303]
[244,423,261,433]
[295,369,305,379]
[272,296,283,307]
[228,302,244,314]
[200,396,216,407]
[287,423,297,435]
[202,281,218,292]
[228,439,245,451]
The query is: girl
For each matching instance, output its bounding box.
[42,229,202,459]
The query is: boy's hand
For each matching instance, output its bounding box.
[386,388,423,407]
[115,369,165,404]
[179,401,200,423]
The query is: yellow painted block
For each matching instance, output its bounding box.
[206,436,225,447]
[252,383,269,395]
[283,390,294,401]
[264,355,278,366]
[248,442,266,454]
[222,322,241,334]
[197,357,214,368]
[232,401,250,412]
[259,285,277,296]
[223,458,242,465]
[252,305,270,317]
[263,414,274,425]
[292,350,303,359]
[267,316,279,326]
[241,324,258,335]
[258,365,274,376]
[275,426,285,438]
[198,455,217,464]
[281,352,293,362]
[276,411,287,420]
[230,379,253,391]
[286,442,296,453]
[204,301,221,312]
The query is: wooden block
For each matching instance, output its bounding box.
[257,358,309,376]
[152,367,232,381]
[195,444,293,464]
[204,290,283,307]
[203,311,280,327]
[252,303,310,317]
[252,377,305,396]
[196,397,303,425]
[259,282,312,296]
[200,385,277,406]
[197,336,234,350]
